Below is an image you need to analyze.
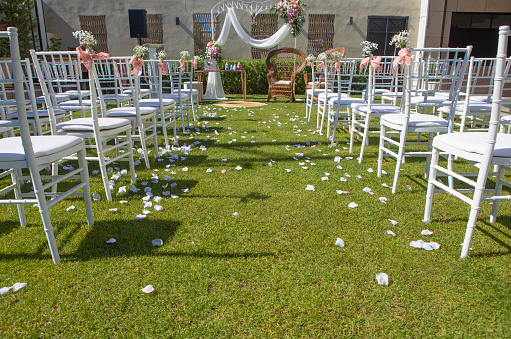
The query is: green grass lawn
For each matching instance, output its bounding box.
[0,94,510,337]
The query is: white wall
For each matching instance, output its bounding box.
[42,0,421,58]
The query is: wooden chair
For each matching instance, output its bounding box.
[266,47,306,102]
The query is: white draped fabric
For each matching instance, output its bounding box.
[204,7,291,100]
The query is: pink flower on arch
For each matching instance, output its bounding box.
[1,24,7,30]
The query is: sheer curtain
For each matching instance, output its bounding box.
[204,7,291,100]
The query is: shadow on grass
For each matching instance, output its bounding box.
[0,218,275,262]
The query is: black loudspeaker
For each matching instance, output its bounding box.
[128,9,148,38]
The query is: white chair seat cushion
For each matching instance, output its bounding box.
[0,119,17,128]
[329,97,364,106]
[411,96,448,105]
[122,88,151,96]
[434,132,511,158]
[382,91,404,98]
[65,90,91,98]
[57,117,131,132]
[139,98,176,107]
[273,80,292,86]
[307,88,331,95]
[102,94,132,102]
[106,106,157,117]
[351,103,401,114]
[180,88,198,95]
[0,135,83,162]
[7,109,67,119]
[381,113,449,128]
[37,94,70,104]
[500,115,511,125]
[438,103,492,115]
[161,93,189,100]
[318,92,348,100]
[57,99,100,108]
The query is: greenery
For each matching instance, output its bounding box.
[0,95,510,337]
[0,0,37,57]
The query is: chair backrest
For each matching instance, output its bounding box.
[402,46,472,124]
[265,47,306,81]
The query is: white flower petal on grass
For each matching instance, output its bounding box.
[367,168,374,173]
[334,156,341,163]
[130,185,140,193]
[345,157,353,160]
[336,190,349,194]
[388,219,398,226]
[142,195,151,201]
[118,186,127,194]
[141,285,154,293]
[406,185,412,190]
[305,185,315,191]
[120,169,128,175]
[409,240,424,248]
[340,177,347,182]
[66,206,75,211]
[0,287,10,295]
[154,205,163,211]
[93,192,101,201]
[335,238,345,248]
[421,229,433,235]
[298,162,305,166]
[235,165,242,170]
[345,173,351,178]
[206,168,213,173]
[144,187,152,193]
[356,175,362,179]
[119,200,128,204]
[382,183,390,188]
[268,162,273,167]
[181,188,189,193]
[163,191,170,196]
[381,170,387,175]
[141,181,148,186]
[375,273,389,285]
[144,202,153,208]
[430,242,440,250]
[142,209,152,215]
[348,202,358,208]
[136,214,146,220]
[106,238,116,244]
[232,212,239,216]
[92,170,99,175]
[164,176,172,181]
[182,167,189,172]
[321,177,329,181]
[302,166,308,170]
[423,243,434,251]
[386,230,396,236]
[170,183,177,189]
[153,196,163,203]
[336,165,343,170]
[11,282,26,293]
[109,208,118,212]
[152,239,163,246]
[362,187,374,195]
[171,194,179,199]
[379,197,387,204]
[285,169,291,172]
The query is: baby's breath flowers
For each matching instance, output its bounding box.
[133,45,148,58]
[361,40,378,57]
[389,30,410,49]
[72,30,97,54]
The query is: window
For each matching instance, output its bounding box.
[307,14,335,56]
[79,15,108,53]
[366,16,408,56]
[251,13,278,59]
[449,12,511,58]
[141,14,164,46]
[193,14,219,56]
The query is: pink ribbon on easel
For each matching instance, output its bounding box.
[179,59,185,72]
[158,61,167,75]
[392,47,411,73]
[360,56,382,72]
[192,59,197,69]
[76,47,110,71]
[130,55,144,75]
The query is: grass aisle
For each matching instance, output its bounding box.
[0,95,510,337]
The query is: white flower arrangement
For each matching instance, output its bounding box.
[329,51,344,61]
[193,55,202,61]
[317,52,328,61]
[361,40,378,57]
[72,30,97,54]
[389,30,410,49]
[305,54,316,63]
[180,50,191,60]
[156,50,167,61]
[133,45,148,58]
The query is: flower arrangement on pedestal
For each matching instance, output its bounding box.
[389,30,410,50]
[180,50,191,60]
[360,40,382,72]
[272,0,306,37]
[361,40,378,57]
[205,41,221,60]
[72,30,110,70]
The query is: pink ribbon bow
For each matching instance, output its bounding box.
[392,47,411,73]
[179,59,185,72]
[130,55,144,75]
[335,61,340,72]
[319,61,325,71]
[158,61,167,75]
[306,61,313,67]
[76,47,110,71]
[360,56,382,72]
[192,59,197,69]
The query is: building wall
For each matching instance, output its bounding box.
[42,0,421,58]
[426,0,511,47]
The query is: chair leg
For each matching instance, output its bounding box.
[96,139,112,202]
[77,148,94,226]
[358,113,372,164]
[160,108,169,148]
[152,116,159,159]
[377,125,385,178]
[391,130,407,194]
[423,147,440,223]
[137,122,150,169]
[126,129,137,185]
[489,166,505,223]
[10,169,26,227]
